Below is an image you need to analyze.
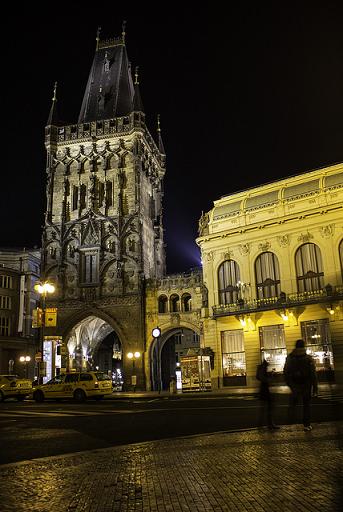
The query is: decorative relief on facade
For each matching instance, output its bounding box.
[258,241,271,252]
[320,224,335,238]
[198,211,209,236]
[297,231,313,243]
[205,252,213,262]
[223,250,233,260]
[277,235,290,247]
[171,313,180,325]
[84,287,96,302]
[239,243,250,255]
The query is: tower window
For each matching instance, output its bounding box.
[79,249,99,285]
[106,181,113,207]
[72,186,79,211]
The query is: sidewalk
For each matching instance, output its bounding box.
[1,421,342,511]
[111,382,342,400]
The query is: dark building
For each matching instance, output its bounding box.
[0,248,40,378]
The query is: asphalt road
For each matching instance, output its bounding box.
[0,393,342,465]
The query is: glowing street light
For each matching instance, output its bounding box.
[34,281,55,384]
[19,355,31,378]
[127,351,141,392]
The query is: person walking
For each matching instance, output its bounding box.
[256,359,279,430]
[283,339,318,431]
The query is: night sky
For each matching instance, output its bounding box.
[2,3,343,274]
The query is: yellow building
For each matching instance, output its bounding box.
[196,163,343,388]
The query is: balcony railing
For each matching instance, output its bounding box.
[212,285,343,317]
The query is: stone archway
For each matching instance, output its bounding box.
[149,327,200,391]
[65,316,123,384]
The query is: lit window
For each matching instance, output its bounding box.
[295,243,324,292]
[301,319,334,375]
[259,325,287,373]
[255,252,281,299]
[218,260,240,305]
[222,330,246,386]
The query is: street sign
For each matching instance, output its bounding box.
[39,361,47,376]
[45,308,57,327]
[32,308,43,328]
[35,352,42,362]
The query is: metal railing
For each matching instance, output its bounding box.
[213,285,343,317]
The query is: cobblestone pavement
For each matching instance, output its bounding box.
[0,422,342,512]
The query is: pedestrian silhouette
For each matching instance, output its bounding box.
[283,339,318,431]
[256,359,279,430]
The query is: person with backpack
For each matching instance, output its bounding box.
[256,359,279,430]
[283,339,318,431]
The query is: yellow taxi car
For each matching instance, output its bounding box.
[32,371,113,402]
[0,374,32,402]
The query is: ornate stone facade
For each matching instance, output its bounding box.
[42,33,166,390]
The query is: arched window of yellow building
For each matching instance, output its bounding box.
[339,239,343,278]
[255,252,281,299]
[218,260,240,305]
[295,243,324,292]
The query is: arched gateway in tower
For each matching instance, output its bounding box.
[42,28,167,390]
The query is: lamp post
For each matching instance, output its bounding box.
[34,281,55,384]
[19,356,31,379]
[127,351,141,392]
[152,327,161,393]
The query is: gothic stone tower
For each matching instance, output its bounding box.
[42,29,166,389]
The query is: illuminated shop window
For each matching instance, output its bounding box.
[259,324,287,373]
[255,251,281,299]
[295,243,324,292]
[222,330,246,380]
[301,319,334,373]
[218,260,240,305]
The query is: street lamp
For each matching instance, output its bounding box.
[127,351,141,392]
[19,356,31,378]
[34,281,55,384]
[152,327,161,393]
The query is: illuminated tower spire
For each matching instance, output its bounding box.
[133,66,144,112]
[47,81,59,126]
[157,114,165,155]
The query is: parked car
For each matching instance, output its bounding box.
[32,371,113,402]
[0,374,32,402]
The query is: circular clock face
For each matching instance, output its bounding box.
[152,327,161,338]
